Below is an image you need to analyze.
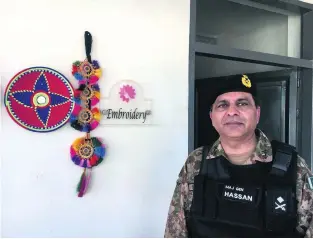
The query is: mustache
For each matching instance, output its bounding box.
[223,119,244,124]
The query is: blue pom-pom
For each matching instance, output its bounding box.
[94,146,105,157]
[74,73,83,81]
[72,155,81,165]
[69,114,78,122]
[93,84,100,91]
[82,125,89,132]
[74,97,81,104]
[92,60,100,69]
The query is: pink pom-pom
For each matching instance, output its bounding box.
[90,121,99,130]
[70,146,76,157]
[79,79,87,85]
[72,104,81,116]
[90,97,99,106]
[89,75,99,85]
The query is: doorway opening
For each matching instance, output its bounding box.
[189,0,313,168]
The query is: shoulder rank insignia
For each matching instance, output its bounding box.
[308,176,313,190]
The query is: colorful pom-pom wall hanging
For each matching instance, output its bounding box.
[70,136,106,197]
[72,59,101,85]
[70,31,106,197]
[70,105,101,132]
[74,84,100,106]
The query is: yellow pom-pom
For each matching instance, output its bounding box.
[94,69,102,78]
[72,137,84,151]
[93,108,101,121]
[94,91,100,100]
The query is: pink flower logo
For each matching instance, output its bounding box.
[119,84,136,103]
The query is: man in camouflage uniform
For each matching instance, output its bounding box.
[164,74,313,237]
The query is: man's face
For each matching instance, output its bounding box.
[210,91,260,139]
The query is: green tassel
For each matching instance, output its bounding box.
[73,61,81,66]
[91,137,102,147]
[76,169,86,193]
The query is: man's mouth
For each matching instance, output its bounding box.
[224,122,243,125]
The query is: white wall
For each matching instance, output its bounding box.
[0,0,190,237]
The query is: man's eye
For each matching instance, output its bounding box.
[217,104,227,108]
[238,102,248,106]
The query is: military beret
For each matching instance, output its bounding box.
[211,74,257,104]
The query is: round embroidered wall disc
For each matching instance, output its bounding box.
[4,67,75,132]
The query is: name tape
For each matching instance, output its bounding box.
[222,184,257,203]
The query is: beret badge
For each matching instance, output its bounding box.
[242,75,251,88]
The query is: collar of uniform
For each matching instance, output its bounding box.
[207,128,273,163]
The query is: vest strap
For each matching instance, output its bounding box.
[199,146,230,180]
[199,145,209,174]
[215,157,230,180]
[270,140,297,178]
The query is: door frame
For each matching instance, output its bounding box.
[246,69,298,148]
[188,0,313,169]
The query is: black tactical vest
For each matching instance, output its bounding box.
[186,140,302,238]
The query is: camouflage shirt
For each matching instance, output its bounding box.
[164,129,313,238]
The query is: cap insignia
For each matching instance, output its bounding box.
[242,75,251,88]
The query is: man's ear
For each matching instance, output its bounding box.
[256,106,261,124]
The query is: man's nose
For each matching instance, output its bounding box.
[227,104,239,116]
